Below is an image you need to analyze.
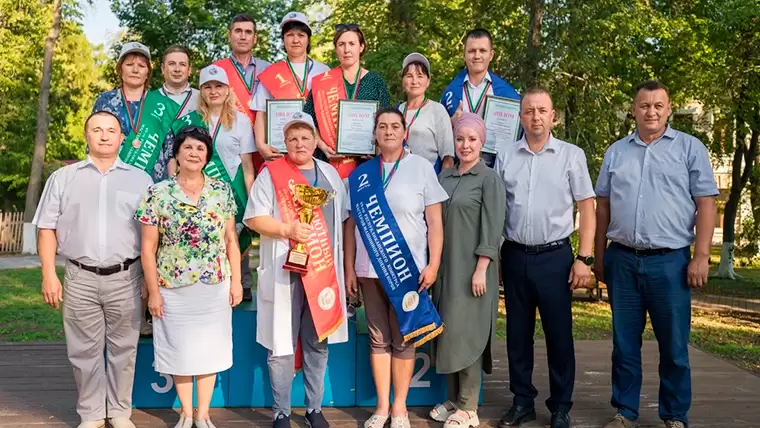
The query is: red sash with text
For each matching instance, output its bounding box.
[215,58,264,173]
[310,67,357,179]
[258,61,310,100]
[265,158,344,368]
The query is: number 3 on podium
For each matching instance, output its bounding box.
[152,373,174,394]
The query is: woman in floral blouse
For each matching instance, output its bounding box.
[136,126,243,428]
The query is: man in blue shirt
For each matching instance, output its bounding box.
[440,28,520,167]
[594,81,718,428]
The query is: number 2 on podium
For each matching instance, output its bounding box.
[410,353,431,388]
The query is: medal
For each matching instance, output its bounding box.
[132,138,142,149]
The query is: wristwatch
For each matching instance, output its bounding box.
[576,254,594,266]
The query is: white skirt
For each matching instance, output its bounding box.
[153,279,232,376]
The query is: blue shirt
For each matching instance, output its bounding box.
[494,134,595,245]
[92,89,141,136]
[595,126,719,250]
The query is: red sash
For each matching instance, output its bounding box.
[265,158,344,364]
[259,60,310,99]
[214,58,264,174]
[310,67,357,179]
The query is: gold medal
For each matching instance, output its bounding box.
[132,138,142,149]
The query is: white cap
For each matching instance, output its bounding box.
[402,52,431,75]
[119,41,150,62]
[283,111,315,134]
[280,11,310,29]
[199,65,229,86]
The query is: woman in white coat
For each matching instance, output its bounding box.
[244,111,348,428]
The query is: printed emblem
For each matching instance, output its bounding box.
[402,291,419,312]
[209,67,218,75]
[318,288,336,311]
[288,12,297,18]
[292,112,303,119]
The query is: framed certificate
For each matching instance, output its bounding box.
[336,100,378,156]
[482,96,521,154]
[266,99,305,152]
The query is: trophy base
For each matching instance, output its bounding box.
[283,249,309,274]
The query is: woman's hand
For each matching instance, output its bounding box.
[418,265,438,292]
[148,292,164,319]
[229,281,243,307]
[346,268,359,299]
[285,221,312,243]
[472,267,487,297]
[318,139,344,161]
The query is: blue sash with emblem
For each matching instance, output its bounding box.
[349,157,444,346]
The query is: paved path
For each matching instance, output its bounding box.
[0,255,65,269]
[0,341,758,427]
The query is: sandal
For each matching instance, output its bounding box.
[364,414,390,428]
[430,401,457,422]
[390,413,410,428]
[443,411,480,428]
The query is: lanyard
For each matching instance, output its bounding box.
[210,118,223,144]
[464,80,491,113]
[401,97,428,142]
[286,58,310,98]
[287,158,319,186]
[380,151,405,190]
[343,67,362,100]
[120,87,146,134]
[165,90,192,120]
[232,57,255,92]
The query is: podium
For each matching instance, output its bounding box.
[132,297,470,408]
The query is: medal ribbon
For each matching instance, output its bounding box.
[464,80,491,114]
[401,97,428,143]
[343,67,362,100]
[286,58,310,98]
[380,150,405,190]
[231,56,255,92]
[173,91,192,120]
[121,87,146,134]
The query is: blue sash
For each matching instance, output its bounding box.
[349,157,444,346]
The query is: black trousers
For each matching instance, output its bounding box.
[501,240,575,413]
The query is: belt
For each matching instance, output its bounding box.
[506,238,569,255]
[614,243,677,256]
[69,257,140,276]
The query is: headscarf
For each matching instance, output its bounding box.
[454,112,486,146]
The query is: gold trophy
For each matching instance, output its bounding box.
[283,184,336,273]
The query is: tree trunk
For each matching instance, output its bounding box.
[523,0,544,88]
[715,105,760,278]
[22,0,62,254]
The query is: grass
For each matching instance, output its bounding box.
[703,267,760,298]
[1,266,758,374]
[496,299,760,375]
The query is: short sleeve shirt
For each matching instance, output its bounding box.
[212,111,256,179]
[346,154,449,278]
[135,175,236,288]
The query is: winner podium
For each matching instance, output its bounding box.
[132,293,480,408]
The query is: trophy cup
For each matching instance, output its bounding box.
[283,184,336,273]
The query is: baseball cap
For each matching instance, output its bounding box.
[199,65,229,86]
[280,11,310,29]
[118,41,151,62]
[283,111,315,134]
[402,52,431,75]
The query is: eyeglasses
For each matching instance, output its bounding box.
[335,23,360,32]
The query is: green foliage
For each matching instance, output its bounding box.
[0,0,104,210]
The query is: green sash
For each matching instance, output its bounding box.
[119,90,182,173]
[171,111,253,253]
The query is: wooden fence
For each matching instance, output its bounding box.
[0,211,24,254]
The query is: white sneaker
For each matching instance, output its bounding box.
[109,417,137,428]
[77,421,106,428]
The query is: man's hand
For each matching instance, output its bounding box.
[451,100,464,123]
[42,274,63,309]
[346,268,359,299]
[568,260,592,290]
[687,254,710,288]
[592,257,604,284]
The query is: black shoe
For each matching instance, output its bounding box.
[550,412,571,428]
[498,405,536,427]
[273,413,290,428]
[305,409,330,428]
[243,287,253,302]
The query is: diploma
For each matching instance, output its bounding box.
[267,99,305,152]
[482,96,521,154]
[336,100,378,156]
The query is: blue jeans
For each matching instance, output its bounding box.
[605,243,691,425]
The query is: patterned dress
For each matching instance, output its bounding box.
[134,174,236,375]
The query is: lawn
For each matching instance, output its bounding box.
[1,266,759,374]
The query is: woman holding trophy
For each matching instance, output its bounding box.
[244,112,349,428]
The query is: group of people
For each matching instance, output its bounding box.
[32,10,717,428]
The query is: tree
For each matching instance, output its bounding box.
[23,0,62,225]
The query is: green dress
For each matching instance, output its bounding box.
[433,161,506,374]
